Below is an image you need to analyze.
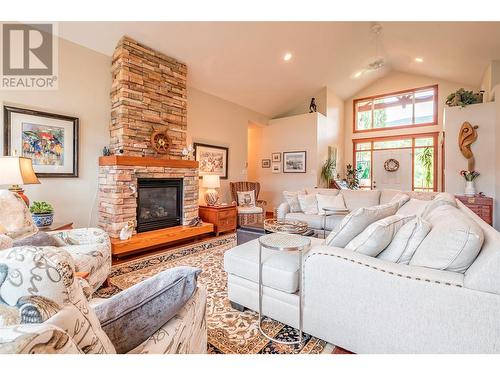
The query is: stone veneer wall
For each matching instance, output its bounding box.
[110,36,187,157]
[98,163,198,238]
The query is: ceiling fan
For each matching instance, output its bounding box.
[353,23,386,78]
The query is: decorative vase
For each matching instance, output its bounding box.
[204,189,219,206]
[465,181,476,197]
[32,213,54,228]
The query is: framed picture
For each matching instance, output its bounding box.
[262,159,271,168]
[272,152,281,162]
[194,142,229,179]
[3,106,79,177]
[283,151,307,173]
[272,163,281,174]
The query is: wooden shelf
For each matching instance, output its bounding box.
[99,155,198,168]
[111,223,213,257]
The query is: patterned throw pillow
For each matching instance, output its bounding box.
[0,247,116,354]
[237,190,256,207]
[283,190,305,213]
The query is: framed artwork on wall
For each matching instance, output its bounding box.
[272,163,281,174]
[272,152,281,162]
[262,159,271,168]
[283,151,307,173]
[194,142,229,179]
[3,106,79,177]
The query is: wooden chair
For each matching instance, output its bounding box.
[229,181,267,226]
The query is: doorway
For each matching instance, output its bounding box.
[353,133,438,191]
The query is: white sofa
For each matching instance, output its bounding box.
[224,189,500,353]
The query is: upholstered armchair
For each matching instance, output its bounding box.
[229,181,267,226]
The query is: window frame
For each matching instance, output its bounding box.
[352,84,438,133]
[352,132,439,192]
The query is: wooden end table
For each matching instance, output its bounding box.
[199,204,237,236]
[39,222,74,232]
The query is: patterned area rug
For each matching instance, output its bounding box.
[96,233,329,354]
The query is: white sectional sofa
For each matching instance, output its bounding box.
[224,188,500,353]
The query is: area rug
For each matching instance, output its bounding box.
[96,233,330,354]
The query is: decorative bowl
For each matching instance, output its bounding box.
[32,213,54,228]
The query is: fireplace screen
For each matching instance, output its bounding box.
[136,178,183,232]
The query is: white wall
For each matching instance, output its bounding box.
[187,87,269,205]
[444,103,496,199]
[323,88,345,179]
[0,37,111,227]
[248,112,327,210]
[344,71,478,191]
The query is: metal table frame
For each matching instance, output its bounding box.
[257,233,310,347]
[322,207,350,239]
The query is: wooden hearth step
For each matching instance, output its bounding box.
[111,223,214,257]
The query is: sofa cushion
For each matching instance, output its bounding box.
[285,212,323,230]
[325,215,346,231]
[379,189,402,204]
[316,193,346,213]
[94,266,200,354]
[283,190,305,213]
[223,237,325,293]
[410,205,484,273]
[377,216,432,264]
[325,201,399,248]
[421,192,457,218]
[340,190,381,210]
[396,198,431,216]
[389,193,410,209]
[297,194,318,215]
[306,188,339,196]
[345,215,415,257]
[237,206,263,214]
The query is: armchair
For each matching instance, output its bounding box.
[230,181,267,226]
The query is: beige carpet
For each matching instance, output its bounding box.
[96,233,330,354]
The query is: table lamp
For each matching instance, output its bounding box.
[0,156,40,206]
[202,175,220,206]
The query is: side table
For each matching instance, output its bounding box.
[322,207,350,239]
[258,232,311,347]
[39,222,74,232]
[199,204,237,236]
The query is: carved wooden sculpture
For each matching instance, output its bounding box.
[458,121,479,171]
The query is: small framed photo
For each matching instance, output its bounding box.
[194,142,229,179]
[272,152,281,162]
[283,151,307,173]
[272,163,281,174]
[3,106,79,177]
[262,159,271,168]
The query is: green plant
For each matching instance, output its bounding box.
[320,156,337,187]
[417,147,433,188]
[446,88,481,108]
[30,201,54,215]
[345,164,360,190]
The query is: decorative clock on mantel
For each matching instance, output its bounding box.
[151,130,170,154]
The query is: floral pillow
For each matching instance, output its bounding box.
[237,190,256,207]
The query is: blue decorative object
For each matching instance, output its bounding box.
[32,213,54,228]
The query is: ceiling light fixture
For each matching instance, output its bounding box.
[283,52,292,61]
[415,57,424,63]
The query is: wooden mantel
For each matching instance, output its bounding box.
[99,155,198,168]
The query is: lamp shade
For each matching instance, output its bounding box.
[0,156,40,186]
[202,174,220,189]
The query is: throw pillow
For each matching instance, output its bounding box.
[283,190,305,213]
[237,190,256,207]
[389,193,410,209]
[396,198,431,217]
[377,216,432,264]
[345,215,415,257]
[316,194,346,214]
[12,232,60,248]
[94,266,200,354]
[409,205,484,273]
[421,192,457,218]
[297,194,318,215]
[325,201,399,248]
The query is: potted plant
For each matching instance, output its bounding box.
[320,156,337,188]
[30,201,54,227]
[460,170,480,196]
[345,164,360,190]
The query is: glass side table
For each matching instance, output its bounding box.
[257,232,311,347]
[322,207,350,239]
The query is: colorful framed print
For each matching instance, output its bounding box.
[272,152,281,162]
[262,159,271,168]
[272,163,281,174]
[3,106,79,177]
[283,151,307,173]
[193,142,229,179]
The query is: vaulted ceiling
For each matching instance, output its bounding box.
[60,22,500,117]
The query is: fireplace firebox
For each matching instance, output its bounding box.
[136,178,183,233]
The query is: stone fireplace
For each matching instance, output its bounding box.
[98,37,199,240]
